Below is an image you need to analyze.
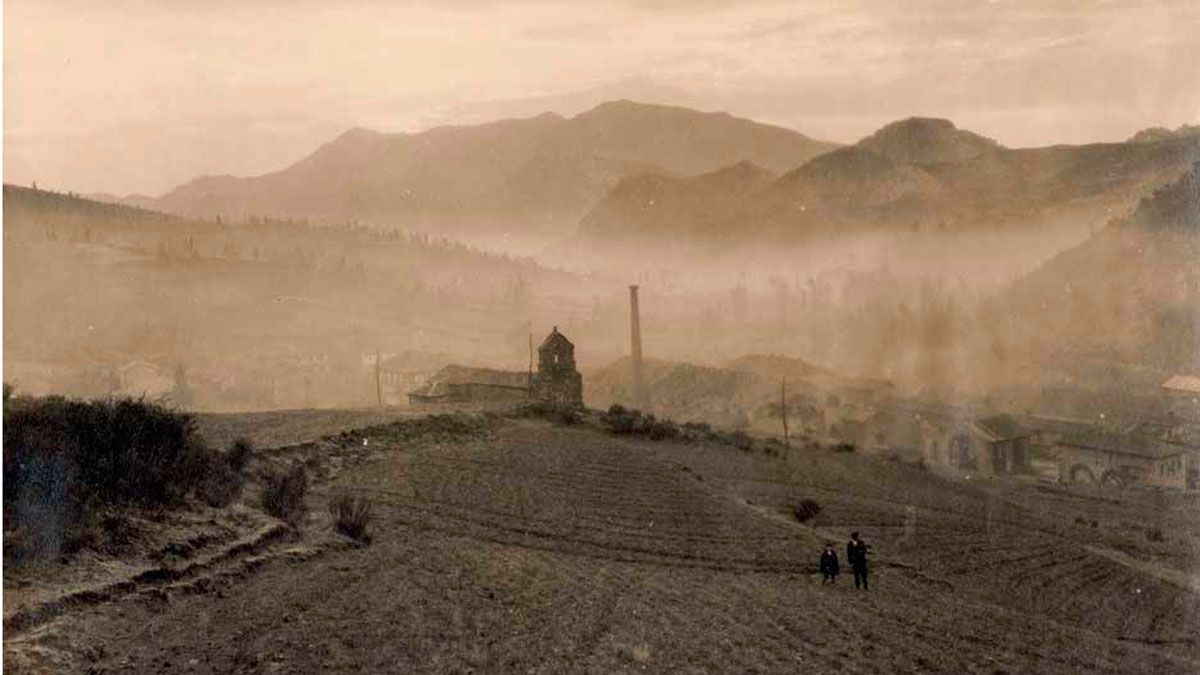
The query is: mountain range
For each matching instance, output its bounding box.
[114,101,836,238]
[91,101,1200,256]
[574,116,1200,251]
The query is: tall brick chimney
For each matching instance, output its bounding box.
[629,285,650,412]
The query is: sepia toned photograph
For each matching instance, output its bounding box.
[2,1,1198,672]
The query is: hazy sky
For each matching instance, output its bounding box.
[5,0,1199,195]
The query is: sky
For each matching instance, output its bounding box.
[5,0,1199,195]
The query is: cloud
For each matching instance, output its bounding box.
[6,0,1197,193]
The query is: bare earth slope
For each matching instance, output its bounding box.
[7,415,1199,673]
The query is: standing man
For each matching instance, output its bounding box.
[819,542,840,584]
[847,531,869,590]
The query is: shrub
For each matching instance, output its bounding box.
[646,417,680,441]
[1145,526,1165,542]
[763,438,788,456]
[555,407,581,425]
[512,401,582,425]
[227,437,254,473]
[328,494,372,542]
[680,421,713,441]
[794,499,821,523]
[833,442,856,454]
[199,459,244,508]
[262,464,308,524]
[730,430,754,452]
[3,394,212,562]
[602,405,644,435]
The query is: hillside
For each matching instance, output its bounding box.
[1,186,585,410]
[9,411,1200,672]
[574,117,1200,250]
[585,354,839,434]
[119,101,836,239]
[1129,124,1200,143]
[994,162,1200,373]
[575,161,775,241]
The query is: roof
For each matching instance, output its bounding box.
[1163,374,1200,394]
[539,327,573,351]
[1127,420,1200,450]
[974,414,1029,441]
[408,364,529,397]
[890,400,978,432]
[1029,416,1184,460]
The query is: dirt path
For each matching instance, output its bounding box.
[1083,544,1200,593]
[7,417,1200,673]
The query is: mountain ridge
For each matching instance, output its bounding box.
[573,117,1200,250]
[127,100,838,238]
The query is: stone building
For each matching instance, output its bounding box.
[532,327,583,408]
[408,364,529,404]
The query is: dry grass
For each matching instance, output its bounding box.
[328,494,372,542]
[261,464,308,525]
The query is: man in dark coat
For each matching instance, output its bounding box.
[819,542,839,584]
[847,531,869,590]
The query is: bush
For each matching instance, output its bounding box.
[262,464,308,524]
[511,401,583,426]
[794,499,821,523]
[833,442,856,453]
[680,421,713,441]
[599,405,684,442]
[1145,526,1165,542]
[554,406,581,426]
[227,437,254,473]
[730,430,754,452]
[328,494,372,542]
[646,417,680,441]
[199,459,244,508]
[763,438,787,456]
[3,394,212,562]
[602,405,644,435]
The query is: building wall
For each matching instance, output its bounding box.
[533,371,583,408]
[1145,453,1188,489]
[1053,445,1187,489]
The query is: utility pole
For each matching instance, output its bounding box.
[375,349,383,407]
[781,376,789,449]
[528,332,534,397]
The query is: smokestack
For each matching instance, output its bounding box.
[629,285,650,412]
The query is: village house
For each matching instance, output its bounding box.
[971,414,1035,475]
[847,402,1033,476]
[408,328,584,408]
[1162,374,1200,421]
[407,364,530,404]
[1029,417,1189,489]
[531,327,584,408]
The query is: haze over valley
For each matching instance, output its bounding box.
[5,3,1200,672]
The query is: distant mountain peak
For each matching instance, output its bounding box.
[575,99,739,123]
[709,160,774,182]
[858,116,1004,165]
[1128,124,1200,144]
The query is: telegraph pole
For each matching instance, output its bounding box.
[781,376,789,449]
[375,349,383,407]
